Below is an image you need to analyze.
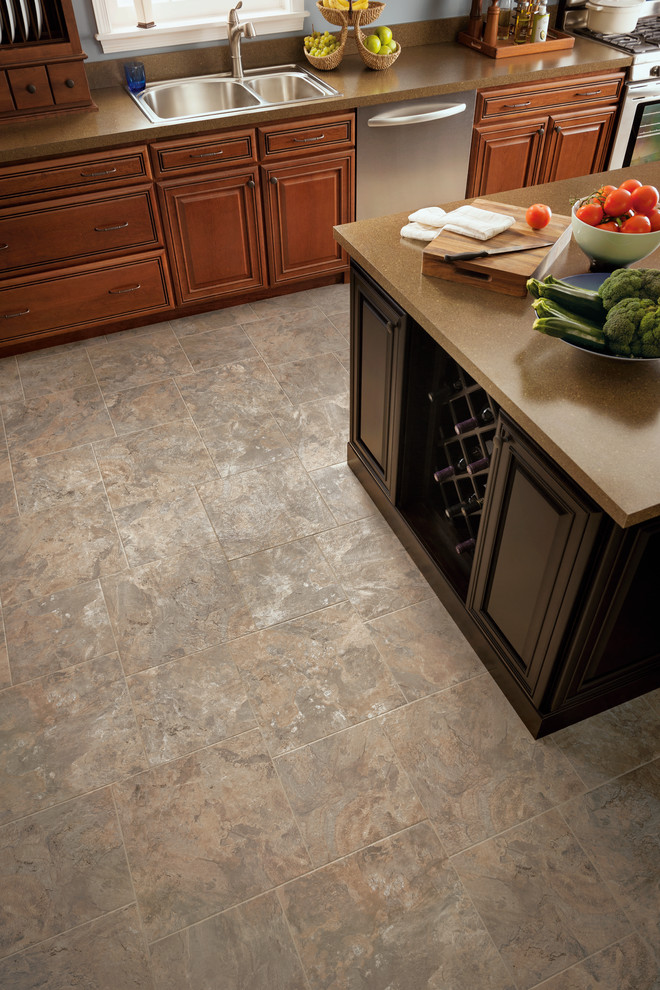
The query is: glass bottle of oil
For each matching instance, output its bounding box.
[513,0,532,44]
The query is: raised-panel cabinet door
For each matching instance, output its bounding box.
[539,107,619,184]
[467,417,601,704]
[159,167,266,305]
[466,118,546,197]
[262,152,353,284]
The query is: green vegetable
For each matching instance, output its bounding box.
[638,308,660,358]
[602,297,658,357]
[526,274,606,323]
[532,297,607,352]
[597,268,660,311]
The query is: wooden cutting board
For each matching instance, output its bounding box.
[421,198,572,297]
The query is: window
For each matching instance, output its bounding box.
[93,0,307,53]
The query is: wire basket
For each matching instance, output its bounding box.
[315,1,385,27]
[354,20,401,69]
[303,23,348,70]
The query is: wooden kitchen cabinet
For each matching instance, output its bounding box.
[467,71,624,197]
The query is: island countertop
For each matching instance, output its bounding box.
[334,164,660,529]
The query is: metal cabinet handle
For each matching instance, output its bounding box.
[247,179,255,188]
[555,124,562,134]
[108,284,140,294]
[538,124,545,135]
[367,102,467,126]
[502,100,532,108]
[65,78,75,89]
[95,222,129,232]
[80,167,117,177]
[270,176,278,185]
[0,243,8,250]
[293,133,325,142]
[3,309,29,318]
[574,89,602,96]
[190,150,224,158]
[26,84,37,94]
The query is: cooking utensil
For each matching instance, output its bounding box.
[585,0,645,34]
[2,0,16,41]
[445,241,554,262]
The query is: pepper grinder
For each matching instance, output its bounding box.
[467,0,483,38]
[483,0,501,46]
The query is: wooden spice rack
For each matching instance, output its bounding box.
[457,26,575,58]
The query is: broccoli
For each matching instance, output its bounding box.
[597,268,660,311]
[602,298,659,357]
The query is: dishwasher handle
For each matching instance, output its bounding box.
[366,102,468,127]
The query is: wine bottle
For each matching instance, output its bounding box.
[454,406,495,435]
[433,464,456,483]
[427,379,462,404]
[456,538,476,555]
[466,455,490,475]
[461,494,485,516]
[445,500,470,519]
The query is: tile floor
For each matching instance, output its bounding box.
[0,283,659,990]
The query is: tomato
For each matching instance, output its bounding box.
[603,187,632,217]
[596,184,618,202]
[630,184,659,215]
[618,178,643,192]
[647,209,660,232]
[598,221,619,232]
[525,203,552,229]
[621,214,652,233]
[576,202,604,226]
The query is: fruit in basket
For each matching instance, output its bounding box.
[322,0,368,8]
[304,29,340,56]
[364,33,381,53]
[374,25,392,45]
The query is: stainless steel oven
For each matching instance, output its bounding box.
[558,0,660,168]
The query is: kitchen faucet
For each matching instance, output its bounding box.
[227,2,256,80]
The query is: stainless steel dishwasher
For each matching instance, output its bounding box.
[356,91,477,220]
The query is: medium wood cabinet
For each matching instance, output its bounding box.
[467,71,624,197]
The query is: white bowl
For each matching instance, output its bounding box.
[571,199,660,269]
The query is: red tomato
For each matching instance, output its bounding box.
[598,221,619,231]
[618,178,643,192]
[596,184,618,202]
[647,209,660,232]
[621,214,652,233]
[630,184,659,215]
[603,188,632,217]
[525,203,552,229]
[576,202,604,226]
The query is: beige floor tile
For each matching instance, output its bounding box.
[245,308,348,365]
[533,933,660,990]
[0,355,23,402]
[230,601,405,756]
[199,414,294,478]
[271,352,349,404]
[309,461,378,525]
[0,626,10,690]
[0,905,152,990]
[127,644,256,765]
[113,728,311,941]
[102,545,255,675]
[229,536,346,628]
[4,579,115,683]
[88,327,193,394]
[275,718,426,866]
[452,808,631,989]
[0,449,18,519]
[2,384,115,458]
[382,674,585,854]
[0,789,132,958]
[0,653,146,825]
[175,356,290,429]
[247,290,321,320]
[104,378,192,435]
[11,444,104,513]
[16,343,96,399]
[169,303,257,338]
[280,821,516,990]
[561,759,660,953]
[149,890,307,990]
[272,391,349,472]
[111,487,219,567]
[177,324,259,371]
[366,597,484,701]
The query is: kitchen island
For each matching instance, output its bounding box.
[334,163,660,737]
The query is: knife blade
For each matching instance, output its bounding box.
[445,241,554,262]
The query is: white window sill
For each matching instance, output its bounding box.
[96,11,307,53]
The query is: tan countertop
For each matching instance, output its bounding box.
[0,36,630,164]
[334,163,660,529]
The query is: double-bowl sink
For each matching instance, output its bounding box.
[128,64,341,124]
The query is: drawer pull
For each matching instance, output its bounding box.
[26,84,37,94]
[247,179,255,189]
[502,101,531,108]
[108,283,141,294]
[270,176,278,185]
[95,221,129,232]
[65,79,76,89]
[575,89,602,96]
[293,133,325,143]
[3,309,29,318]
[190,150,224,159]
[0,243,8,250]
[80,167,118,177]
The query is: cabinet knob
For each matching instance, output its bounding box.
[555,124,562,134]
[247,179,255,189]
[65,78,76,89]
[270,176,278,185]
[26,84,37,94]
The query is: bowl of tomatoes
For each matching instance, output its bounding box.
[571,179,660,270]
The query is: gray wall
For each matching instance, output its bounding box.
[74,0,468,60]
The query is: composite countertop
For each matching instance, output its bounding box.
[334,163,660,529]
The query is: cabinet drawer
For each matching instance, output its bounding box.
[0,147,151,205]
[150,130,256,178]
[47,61,93,107]
[0,252,172,345]
[257,112,355,159]
[477,73,624,121]
[7,66,53,111]
[0,186,163,275]
[0,73,13,113]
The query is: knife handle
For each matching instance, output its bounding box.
[445,250,489,262]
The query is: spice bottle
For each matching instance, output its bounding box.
[513,0,532,43]
[497,0,513,39]
[531,1,549,42]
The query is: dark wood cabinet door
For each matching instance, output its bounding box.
[539,107,618,184]
[467,417,601,703]
[159,167,266,304]
[349,265,406,501]
[467,117,546,197]
[261,152,353,284]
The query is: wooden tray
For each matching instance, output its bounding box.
[457,28,575,59]
[421,198,572,296]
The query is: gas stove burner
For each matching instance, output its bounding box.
[576,18,660,55]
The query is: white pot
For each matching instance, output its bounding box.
[585,0,646,33]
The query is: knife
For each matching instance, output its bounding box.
[445,241,554,262]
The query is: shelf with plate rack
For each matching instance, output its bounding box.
[0,0,95,121]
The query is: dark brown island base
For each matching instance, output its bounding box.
[335,163,660,738]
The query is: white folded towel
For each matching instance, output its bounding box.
[441,205,515,240]
[407,207,448,227]
[399,221,443,242]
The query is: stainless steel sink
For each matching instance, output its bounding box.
[129,65,341,124]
